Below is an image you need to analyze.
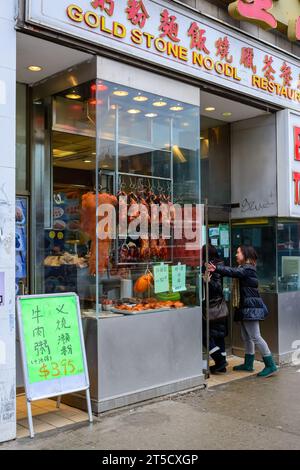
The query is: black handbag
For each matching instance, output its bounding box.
[208,297,229,322]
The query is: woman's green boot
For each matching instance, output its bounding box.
[257,355,278,377]
[233,354,255,372]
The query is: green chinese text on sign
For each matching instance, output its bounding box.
[19,295,84,384]
[171,264,187,292]
[153,263,169,293]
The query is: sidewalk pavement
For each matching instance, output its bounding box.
[2,365,300,450]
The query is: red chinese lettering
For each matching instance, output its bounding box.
[230,0,277,30]
[240,47,256,73]
[159,9,180,43]
[293,171,300,205]
[187,22,210,54]
[126,0,149,29]
[262,55,276,81]
[215,36,233,63]
[91,0,114,17]
[280,61,293,88]
[295,127,300,162]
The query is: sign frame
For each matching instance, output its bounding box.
[17,292,93,438]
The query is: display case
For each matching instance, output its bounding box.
[29,58,204,412]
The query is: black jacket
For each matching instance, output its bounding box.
[215,263,268,321]
[203,261,228,338]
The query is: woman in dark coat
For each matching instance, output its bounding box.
[202,244,228,374]
[208,245,278,378]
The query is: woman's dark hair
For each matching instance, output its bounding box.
[239,245,258,265]
[202,244,220,263]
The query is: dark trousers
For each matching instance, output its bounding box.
[203,320,227,356]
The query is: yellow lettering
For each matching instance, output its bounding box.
[143,32,155,48]
[192,52,204,66]
[113,22,126,38]
[131,29,143,45]
[84,11,100,29]
[154,38,167,53]
[100,16,112,34]
[67,4,83,23]
[179,47,188,62]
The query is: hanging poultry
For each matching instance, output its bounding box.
[81,192,118,275]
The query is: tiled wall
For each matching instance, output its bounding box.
[175,0,300,58]
[0,2,17,443]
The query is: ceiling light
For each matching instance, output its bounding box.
[182,122,189,127]
[28,65,42,72]
[205,107,216,112]
[200,136,205,140]
[170,105,184,111]
[222,112,232,117]
[127,109,141,114]
[65,92,82,100]
[110,104,117,110]
[84,160,92,163]
[113,90,129,97]
[153,100,167,107]
[133,95,148,102]
[53,149,76,158]
[145,113,158,118]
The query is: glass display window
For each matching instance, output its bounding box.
[231,219,277,293]
[277,219,300,292]
[32,70,201,319]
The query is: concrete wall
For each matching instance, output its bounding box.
[175,0,300,58]
[0,2,17,442]
[230,114,277,219]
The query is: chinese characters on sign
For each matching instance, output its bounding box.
[126,0,149,29]
[171,264,187,293]
[29,0,300,108]
[293,126,300,207]
[153,263,169,294]
[20,296,84,384]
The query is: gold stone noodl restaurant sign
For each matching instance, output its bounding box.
[26,0,300,111]
[226,0,300,42]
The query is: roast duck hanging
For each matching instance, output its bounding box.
[118,188,172,263]
[81,192,118,275]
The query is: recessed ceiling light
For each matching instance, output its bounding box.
[133,95,148,102]
[113,90,129,97]
[222,112,232,117]
[84,160,92,163]
[145,113,158,118]
[182,122,189,127]
[127,109,141,114]
[205,107,215,112]
[65,93,82,100]
[170,105,184,111]
[28,65,42,72]
[153,100,167,107]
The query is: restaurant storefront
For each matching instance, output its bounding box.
[0,0,300,442]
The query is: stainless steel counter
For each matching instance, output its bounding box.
[62,306,205,414]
